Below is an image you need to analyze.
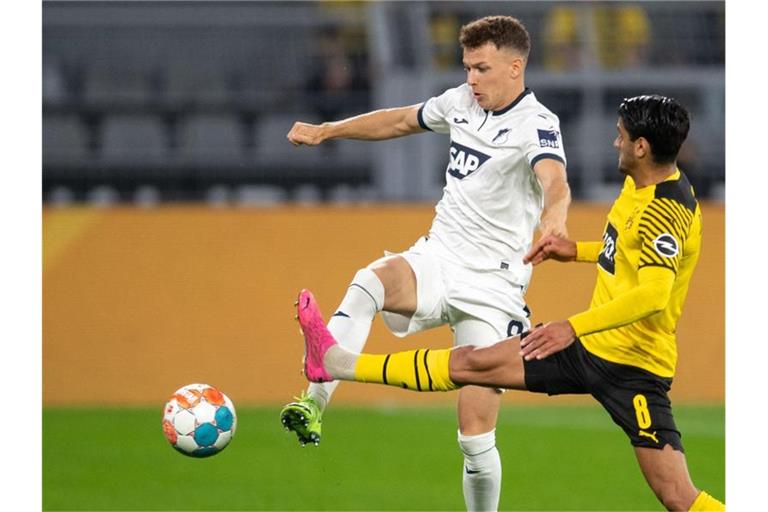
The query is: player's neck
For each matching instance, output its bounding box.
[491,81,526,113]
[631,163,678,188]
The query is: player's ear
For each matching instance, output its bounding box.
[635,137,650,159]
[509,57,524,79]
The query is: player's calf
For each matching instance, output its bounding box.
[653,480,699,511]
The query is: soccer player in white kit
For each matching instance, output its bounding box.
[282,16,570,511]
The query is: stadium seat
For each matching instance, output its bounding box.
[234,185,287,205]
[681,121,724,191]
[293,184,322,204]
[86,185,121,206]
[46,186,75,206]
[176,113,244,162]
[687,122,724,165]
[83,65,152,106]
[335,138,371,167]
[254,112,320,163]
[43,58,68,106]
[43,114,89,164]
[100,114,169,162]
[164,63,231,106]
[593,116,619,162]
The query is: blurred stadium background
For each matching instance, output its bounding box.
[43,0,724,204]
[42,1,725,510]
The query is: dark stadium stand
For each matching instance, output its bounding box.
[42,1,724,204]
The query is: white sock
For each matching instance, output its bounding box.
[458,429,502,512]
[323,344,358,381]
[307,268,384,410]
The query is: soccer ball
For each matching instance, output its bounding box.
[162,383,237,458]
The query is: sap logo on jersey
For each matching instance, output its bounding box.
[447,141,491,179]
[537,129,560,149]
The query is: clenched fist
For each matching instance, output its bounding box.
[287,122,329,146]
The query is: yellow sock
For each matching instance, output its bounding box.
[689,491,725,511]
[354,348,458,391]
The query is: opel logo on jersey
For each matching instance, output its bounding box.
[653,234,679,258]
[447,141,491,179]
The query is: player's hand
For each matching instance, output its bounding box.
[287,122,329,146]
[519,321,576,360]
[524,235,577,266]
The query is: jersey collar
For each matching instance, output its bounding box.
[664,168,682,182]
[487,88,532,117]
[628,168,682,198]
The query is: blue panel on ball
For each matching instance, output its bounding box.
[193,446,220,458]
[194,423,219,447]
[215,406,234,431]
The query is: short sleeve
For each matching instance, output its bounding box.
[637,198,693,273]
[418,87,462,135]
[522,114,567,169]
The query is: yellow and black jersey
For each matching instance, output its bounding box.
[568,169,702,377]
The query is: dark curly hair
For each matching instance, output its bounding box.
[459,15,531,58]
[618,95,690,165]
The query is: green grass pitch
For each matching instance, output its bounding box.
[43,404,724,510]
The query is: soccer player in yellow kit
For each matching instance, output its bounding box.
[297,95,724,511]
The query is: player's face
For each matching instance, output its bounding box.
[614,119,637,175]
[462,43,523,111]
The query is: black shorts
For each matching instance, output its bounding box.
[523,339,683,452]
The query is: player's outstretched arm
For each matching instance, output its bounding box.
[523,235,577,266]
[533,159,571,238]
[286,104,424,146]
[524,236,605,266]
[519,266,676,361]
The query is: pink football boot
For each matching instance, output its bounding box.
[296,289,337,383]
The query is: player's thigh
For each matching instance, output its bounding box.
[379,247,449,338]
[588,355,683,452]
[452,307,526,348]
[367,254,417,315]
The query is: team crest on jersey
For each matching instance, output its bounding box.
[537,129,560,149]
[447,141,491,179]
[492,128,511,145]
[653,234,679,258]
[625,206,641,230]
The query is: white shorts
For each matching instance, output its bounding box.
[380,236,532,348]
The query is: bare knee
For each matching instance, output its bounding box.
[367,256,416,314]
[450,346,481,374]
[450,343,527,390]
[447,346,485,388]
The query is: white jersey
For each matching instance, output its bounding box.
[417,83,567,285]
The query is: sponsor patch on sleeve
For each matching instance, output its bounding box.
[537,129,560,149]
[652,233,679,258]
